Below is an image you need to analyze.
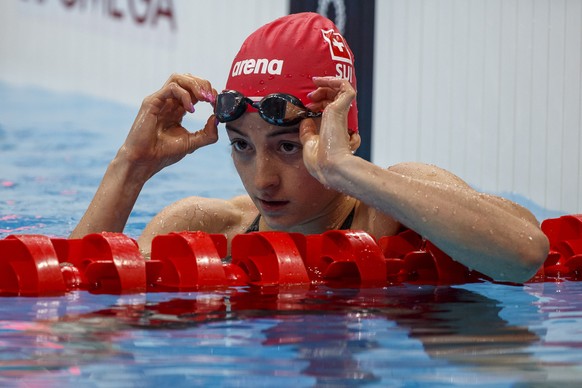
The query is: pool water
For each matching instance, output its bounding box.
[1,282,581,386]
[1,82,581,386]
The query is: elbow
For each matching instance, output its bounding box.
[525,230,551,280]
[502,230,550,283]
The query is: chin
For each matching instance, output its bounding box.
[261,215,299,232]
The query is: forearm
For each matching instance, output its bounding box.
[69,74,218,239]
[328,157,549,282]
[69,156,151,238]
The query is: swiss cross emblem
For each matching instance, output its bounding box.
[321,29,352,64]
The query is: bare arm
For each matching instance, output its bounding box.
[70,74,219,238]
[300,77,549,283]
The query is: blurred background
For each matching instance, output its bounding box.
[1,0,580,222]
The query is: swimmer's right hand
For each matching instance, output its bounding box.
[116,73,219,178]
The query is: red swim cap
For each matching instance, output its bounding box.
[225,12,358,132]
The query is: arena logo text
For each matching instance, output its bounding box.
[231,59,284,77]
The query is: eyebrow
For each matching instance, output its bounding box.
[225,125,300,138]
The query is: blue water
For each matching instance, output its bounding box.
[1,82,581,386]
[1,283,582,386]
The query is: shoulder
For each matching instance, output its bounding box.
[138,195,257,253]
[163,194,257,232]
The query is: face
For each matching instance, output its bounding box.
[225,113,346,232]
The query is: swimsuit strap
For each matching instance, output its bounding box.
[244,206,356,234]
[245,214,261,233]
[339,205,356,230]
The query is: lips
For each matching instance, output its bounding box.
[257,198,290,213]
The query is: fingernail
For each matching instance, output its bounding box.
[307,90,315,98]
[214,117,220,127]
[201,89,215,104]
[190,103,195,113]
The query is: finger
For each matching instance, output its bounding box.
[154,81,195,113]
[307,86,336,103]
[314,77,355,92]
[307,93,352,112]
[185,115,219,154]
[329,84,356,113]
[307,77,355,114]
[158,98,187,121]
[161,74,218,111]
[306,99,334,112]
[314,79,355,114]
[171,74,218,106]
[299,118,318,146]
[312,76,348,88]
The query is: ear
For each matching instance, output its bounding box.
[348,131,361,153]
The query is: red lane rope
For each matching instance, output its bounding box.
[1,214,581,296]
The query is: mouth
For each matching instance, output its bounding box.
[257,198,290,213]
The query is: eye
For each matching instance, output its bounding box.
[230,139,251,152]
[279,141,301,155]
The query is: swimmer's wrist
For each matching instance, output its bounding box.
[320,153,359,191]
[109,154,154,186]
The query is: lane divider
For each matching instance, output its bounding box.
[1,214,581,296]
[535,214,582,281]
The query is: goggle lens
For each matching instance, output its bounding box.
[215,90,321,126]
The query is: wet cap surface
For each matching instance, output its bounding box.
[226,12,358,132]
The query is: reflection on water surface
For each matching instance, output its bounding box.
[1,283,582,386]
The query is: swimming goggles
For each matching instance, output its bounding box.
[214,90,322,126]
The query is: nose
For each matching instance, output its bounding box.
[253,154,280,192]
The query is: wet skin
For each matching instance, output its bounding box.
[225,114,357,234]
[71,74,549,282]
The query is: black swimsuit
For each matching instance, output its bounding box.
[244,206,356,233]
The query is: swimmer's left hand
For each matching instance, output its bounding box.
[300,77,357,186]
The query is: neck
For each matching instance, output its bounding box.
[259,195,357,234]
